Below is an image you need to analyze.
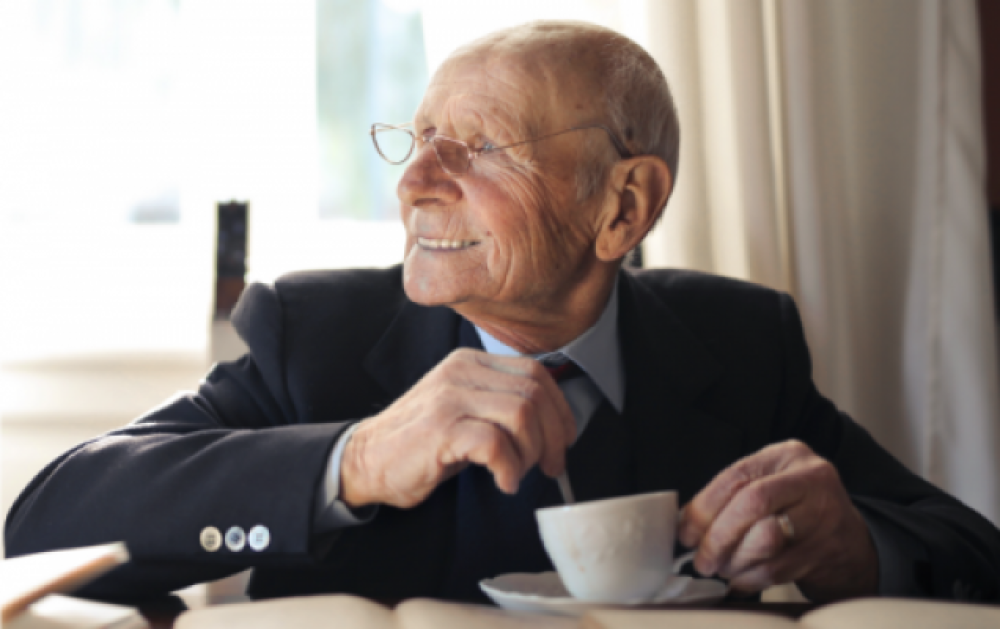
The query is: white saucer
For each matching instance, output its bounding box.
[479,572,728,617]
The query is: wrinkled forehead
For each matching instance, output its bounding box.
[415,49,599,139]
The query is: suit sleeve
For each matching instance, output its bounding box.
[3,282,351,601]
[774,293,1000,602]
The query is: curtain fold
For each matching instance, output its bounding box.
[641,0,999,524]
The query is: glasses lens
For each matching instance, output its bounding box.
[432,137,470,175]
[374,127,415,164]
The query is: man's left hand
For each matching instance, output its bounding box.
[677,440,878,602]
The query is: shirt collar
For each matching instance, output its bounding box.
[473,280,625,413]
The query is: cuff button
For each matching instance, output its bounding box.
[200,526,222,552]
[248,525,270,551]
[225,526,246,552]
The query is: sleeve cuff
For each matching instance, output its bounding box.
[313,422,378,533]
[856,502,929,596]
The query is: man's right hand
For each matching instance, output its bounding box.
[339,348,577,509]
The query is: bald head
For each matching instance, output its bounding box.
[442,21,680,201]
[398,20,678,348]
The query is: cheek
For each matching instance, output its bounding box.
[483,169,592,271]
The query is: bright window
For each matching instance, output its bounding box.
[317,0,428,221]
[0,0,181,225]
[1,0,420,365]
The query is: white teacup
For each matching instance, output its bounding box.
[536,491,693,603]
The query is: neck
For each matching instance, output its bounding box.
[456,270,618,354]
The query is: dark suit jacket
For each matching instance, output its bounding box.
[5,266,1000,602]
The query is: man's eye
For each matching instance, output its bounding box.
[479,141,497,153]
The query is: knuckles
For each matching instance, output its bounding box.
[450,347,480,362]
[516,378,542,401]
[781,439,813,459]
[439,352,471,378]
[740,481,776,519]
[525,359,549,380]
[804,457,839,486]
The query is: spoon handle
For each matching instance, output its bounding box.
[556,472,575,504]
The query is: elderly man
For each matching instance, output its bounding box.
[6,21,1000,605]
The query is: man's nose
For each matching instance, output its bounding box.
[397,144,462,208]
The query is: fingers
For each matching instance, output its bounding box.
[432,350,576,491]
[720,505,811,578]
[726,545,811,593]
[445,418,523,493]
[441,387,543,479]
[679,441,810,548]
[466,351,578,459]
[676,440,877,599]
[453,351,577,478]
[694,470,805,576]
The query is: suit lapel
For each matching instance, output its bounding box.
[363,300,461,400]
[618,271,745,504]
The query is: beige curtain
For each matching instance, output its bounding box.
[420,0,1000,525]
[640,0,1000,525]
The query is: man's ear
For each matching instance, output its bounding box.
[594,156,673,263]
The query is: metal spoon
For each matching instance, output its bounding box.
[556,471,575,504]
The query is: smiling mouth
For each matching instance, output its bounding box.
[417,237,480,251]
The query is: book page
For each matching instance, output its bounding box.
[398,598,578,629]
[178,595,578,629]
[800,598,1000,629]
[175,595,395,629]
[5,594,148,629]
[583,609,798,629]
[1,542,130,622]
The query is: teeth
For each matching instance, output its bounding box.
[418,237,478,250]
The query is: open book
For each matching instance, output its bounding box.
[176,594,1000,629]
[177,595,577,629]
[1,542,130,622]
[1,542,147,628]
[5,594,148,629]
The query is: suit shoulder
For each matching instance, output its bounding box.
[233,265,407,349]
[627,268,794,347]
[629,268,786,308]
[272,265,405,308]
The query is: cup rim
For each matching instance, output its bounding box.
[536,490,677,517]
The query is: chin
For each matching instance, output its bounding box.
[402,267,463,307]
[402,251,486,308]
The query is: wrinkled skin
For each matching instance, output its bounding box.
[678,441,879,601]
[399,51,609,353]
[341,25,878,603]
[342,349,576,506]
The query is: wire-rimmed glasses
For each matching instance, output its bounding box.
[370,122,634,177]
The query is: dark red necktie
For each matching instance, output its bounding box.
[544,358,582,382]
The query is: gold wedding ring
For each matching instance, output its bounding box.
[777,513,796,541]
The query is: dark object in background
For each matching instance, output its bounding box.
[625,245,644,269]
[215,201,248,320]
